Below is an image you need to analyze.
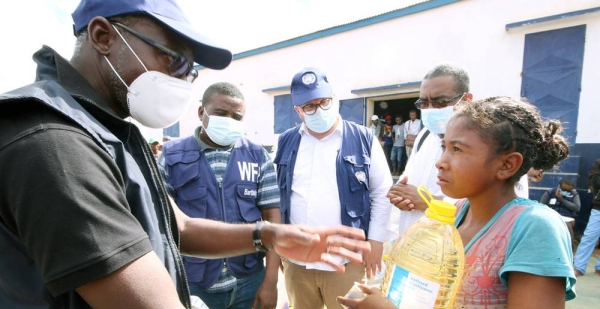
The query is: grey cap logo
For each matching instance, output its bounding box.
[301,72,317,85]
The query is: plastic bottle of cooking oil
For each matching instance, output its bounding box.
[380,185,465,309]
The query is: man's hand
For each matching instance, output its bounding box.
[252,280,277,309]
[363,240,383,280]
[555,188,563,200]
[264,224,371,272]
[336,284,396,309]
[387,175,428,211]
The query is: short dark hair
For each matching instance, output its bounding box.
[560,178,575,187]
[423,63,470,94]
[202,82,244,107]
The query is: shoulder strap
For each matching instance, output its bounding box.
[416,130,431,152]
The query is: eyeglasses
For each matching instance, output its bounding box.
[300,98,333,115]
[414,92,465,109]
[111,22,198,82]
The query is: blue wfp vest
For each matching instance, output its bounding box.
[0,81,190,308]
[274,121,373,236]
[546,188,579,217]
[163,136,265,288]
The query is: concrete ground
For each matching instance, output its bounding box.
[567,248,600,309]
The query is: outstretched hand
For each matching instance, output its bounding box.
[265,224,371,272]
[336,284,396,309]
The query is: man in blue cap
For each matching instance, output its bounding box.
[0,1,370,308]
[274,68,399,309]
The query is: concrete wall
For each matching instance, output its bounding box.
[174,0,600,165]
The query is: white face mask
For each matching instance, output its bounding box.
[204,111,244,146]
[105,26,192,129]
[303,101,338,133]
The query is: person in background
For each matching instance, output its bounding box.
[381,115,394,171]
[573,158,600,277]
[540,178,580,244]
[0,1,370,307]
[149,138,161,161]
[369,114,382,141]
[159,82,281,309]
[274,67,399,309]
[163,135,172,142]
[338,96,575,309]
[390,115,405,176]
[403,109,421,159]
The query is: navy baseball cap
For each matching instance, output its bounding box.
[72,0,232,70]
[290,67,333,106]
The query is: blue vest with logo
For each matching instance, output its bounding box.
[274,121,373,236]
[163,136,265,288]
[546,187,579,217]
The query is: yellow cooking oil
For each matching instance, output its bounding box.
[380,185,464,309]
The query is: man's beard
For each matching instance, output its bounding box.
[108,45,131,117]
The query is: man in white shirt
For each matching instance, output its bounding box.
[274,67,399,309]
[403,109,421,159]
[388,63,529,233]
[369,114,382,141]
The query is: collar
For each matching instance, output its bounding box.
[34,45,122,121]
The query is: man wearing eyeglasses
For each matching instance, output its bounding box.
[0,1,371,308]
[388,63,529,234]
[274,68,399,309]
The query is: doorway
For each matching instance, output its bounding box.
[373,97,420,122]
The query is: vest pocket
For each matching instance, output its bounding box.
[177,185,208,218]
[182,256,207,283]
[343,155,371,191]
[166,151,200,188]
[236,184,261,222]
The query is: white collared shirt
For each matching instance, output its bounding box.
[404,119,422,138]
[289,118,399,271]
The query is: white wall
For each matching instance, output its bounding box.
[181,0,600,146]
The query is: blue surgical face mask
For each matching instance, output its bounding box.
[204,111,244,146]
[303,101,338,133]
[560,189,573,198]
[421,105,455,134]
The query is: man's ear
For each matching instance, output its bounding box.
[87,17,115,56]
[497,152,523,180]
[293,106,305,121]
[463,92,474,102]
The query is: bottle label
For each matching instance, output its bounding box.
[385,265,440,308]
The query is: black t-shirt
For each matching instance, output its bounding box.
[0,100,152,296]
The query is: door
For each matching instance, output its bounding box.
[273,94,301,133]
[520,25,586,145]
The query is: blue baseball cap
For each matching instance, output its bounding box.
[290,67,333,106]
[72,0,232,70]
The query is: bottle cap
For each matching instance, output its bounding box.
[417,185,456,224]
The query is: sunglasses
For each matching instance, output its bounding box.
[111,22,198,82]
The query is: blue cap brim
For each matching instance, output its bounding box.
[292,83,333,106]
[150,13,232,70]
